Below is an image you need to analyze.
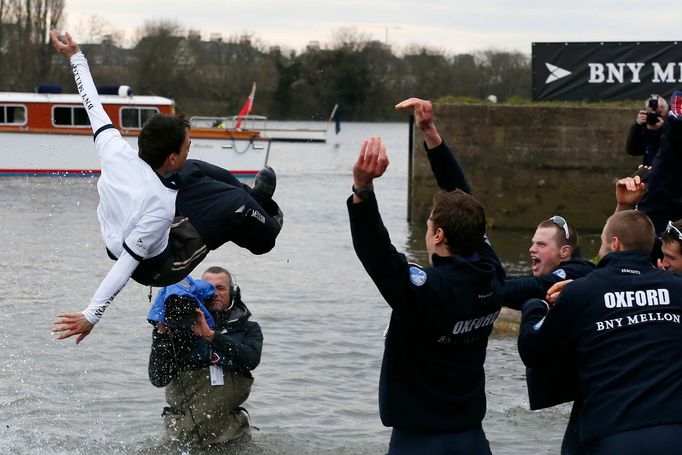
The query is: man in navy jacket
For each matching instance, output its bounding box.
[503,217,593,311]
[504,219,593,455]
[348,99,505,454]
[518,210,682,454]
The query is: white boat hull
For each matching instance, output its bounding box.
[0,132,269,177]
[265,128,327,143]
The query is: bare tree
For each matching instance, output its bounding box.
[0,0,64,89]
[330,26,372,52]
[74,14,123,45]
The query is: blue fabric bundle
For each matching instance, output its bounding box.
[147,276,216,328]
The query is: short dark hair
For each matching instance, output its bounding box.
[661,219,682,247]
[430,189,485,256]
[604,210,655,253]
[137,113,190,169]
[202,266,230,278]
[537,219,579,249]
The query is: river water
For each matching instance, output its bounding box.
[0,122,584,454]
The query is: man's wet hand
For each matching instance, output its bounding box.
[52,312,93,344]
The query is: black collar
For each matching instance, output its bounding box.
[597,250,655,270]
[431,251,481,267]
[155,171,180,190]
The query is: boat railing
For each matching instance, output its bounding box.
[190,115,268,132]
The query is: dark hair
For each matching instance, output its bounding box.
[661,219,682,246]
[430,189,485,256]
[537,219,579,248]
[203,266,230,278]
[604,210,655,253]
[137,113,190,169]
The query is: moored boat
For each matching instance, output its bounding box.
[0,89,270,177]
[192,115,328,143]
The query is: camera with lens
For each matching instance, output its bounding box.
[646,95,661,125]
[164,295,198,328]
[646,111,660,125]
[648,96,659,111]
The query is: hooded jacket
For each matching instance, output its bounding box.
[148,296,262,388]
[348,191,504,432]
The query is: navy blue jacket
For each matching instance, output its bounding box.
[176,159,281,253]
[426,138,594,410]
[636,118,682,233]
[518,251,682,443]
[149,300,263,388]
[503,255,595,311]
[349,138,504,432]
[424,140,471,193]
[349,192,504,432]
[505,255,594,411]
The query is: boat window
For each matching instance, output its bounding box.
[0,105,27,125]
[120,107,159,129]
[53,106,91,127]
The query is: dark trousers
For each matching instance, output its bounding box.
[128,217,208,287]
[387,426,491,455]
[586,424,682,455]
[175,159,283,255]
[561,400,586,455]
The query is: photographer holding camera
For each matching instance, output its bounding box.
[626,94,669,166]
[148,266,263,448]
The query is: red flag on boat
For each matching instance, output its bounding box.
[235,82,256,129]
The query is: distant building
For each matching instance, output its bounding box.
[306,41,320,52]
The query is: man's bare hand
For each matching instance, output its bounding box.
[546,279,573,306]
[395,97,434,129]
[50,30,80,58]
[52,312,93,344]
[395,97,442,148]
[353,137,389,191]
[615,175,646,210]
[635,110,647,125]
[191,309,214,341]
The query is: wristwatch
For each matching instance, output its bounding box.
[352,185,374,201]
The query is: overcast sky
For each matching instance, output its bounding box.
[64,1,680,54]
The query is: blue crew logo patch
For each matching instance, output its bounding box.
[553,268,567,279]
[409,266,427,286]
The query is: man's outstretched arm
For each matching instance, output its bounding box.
[395,97,471,193]
[52,249,139,343]
[50,31,114,136]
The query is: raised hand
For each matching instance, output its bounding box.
[395,97,442,148]
[49,30,80,58]
[615,175,646,211]
[395,97,434,130]
[353,137,389,189]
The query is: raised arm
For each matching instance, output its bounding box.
[349,137,417,310]
[50,30,114,135]
[395,97,443,149]
[614,175,646,213]
[395,97,470,193]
